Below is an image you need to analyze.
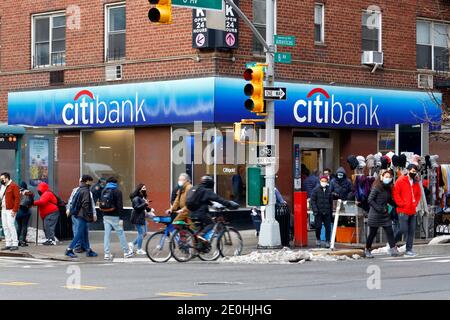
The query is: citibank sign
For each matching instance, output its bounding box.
[293,88,380,126]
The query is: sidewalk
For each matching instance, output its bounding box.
[1,230,448,262]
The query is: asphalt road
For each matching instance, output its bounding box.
[1,253,450,300]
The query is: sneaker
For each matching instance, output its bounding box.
[124,250,134,258]
[128,242,135,253]
[86,250,98,258]
[405,251,417,257]
[1,246,12,251]
[316,240,322,248]
[104,254,114,260]
[389,246,400,257]
[74,247,86,254]
[323,241,330,249]
[365,249,374,259]
[65,249,78,258]
[43,239,56,246]
[19,241,28,247]
[136,249,146,255]
[9,246,19,251]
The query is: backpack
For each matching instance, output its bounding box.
[51,192,67,215]
[69,189,82,216]
[99,188,116,212]
[185,186,204,212]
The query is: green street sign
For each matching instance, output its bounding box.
[274,35,296,47]
[275,52,292,64]
[172,0,223,11]
[245,62,257,69]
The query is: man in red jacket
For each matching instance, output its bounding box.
[393,164,422,257]
[33,182,59,245]
[0,172,20,251]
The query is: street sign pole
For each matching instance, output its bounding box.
[259,0,281,248]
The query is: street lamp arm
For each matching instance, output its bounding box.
[223,0,271,53]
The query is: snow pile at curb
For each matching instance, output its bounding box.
[219,248,356,264]
[428,235,450,245]
[370,244,406,255]
[26,227,59,244]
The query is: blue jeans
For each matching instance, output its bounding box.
[395,213,417,252]
[71,215,81,249]
[103,216,128,255]
[133,224,148,250]
[69,217,90,251]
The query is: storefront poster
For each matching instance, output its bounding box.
[29,139,49,187]
[294,144,301,191]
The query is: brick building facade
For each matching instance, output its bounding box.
[0,0,449,231]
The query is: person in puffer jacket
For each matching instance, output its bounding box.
[330,167,354,201]
[310,176,333,248]
[33,182,59,245]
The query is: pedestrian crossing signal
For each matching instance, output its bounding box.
[243,66,265,114]
[148,0,172,24]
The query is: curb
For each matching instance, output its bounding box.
[0,251,34,258]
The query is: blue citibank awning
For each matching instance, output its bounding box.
[8,77,442,130]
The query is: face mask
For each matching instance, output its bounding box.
[178,181,185,187]
[337,173,344,179]
[141,190,147,198]
[383,178,392,185]
[409,172,417,179]
[320,182,328,188]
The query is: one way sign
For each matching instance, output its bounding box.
[264,87,287,100]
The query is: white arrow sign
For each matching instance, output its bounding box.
[263,87,287,100]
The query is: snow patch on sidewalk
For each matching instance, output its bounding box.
[370,244,406,255]
[219,248,356,264]
[428,235,450,245]
[26,227,58,244]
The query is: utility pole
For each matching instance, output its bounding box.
[224,0,281,248]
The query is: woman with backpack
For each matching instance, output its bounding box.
[365,169,400,258]
[128,184,154,255]
[16,182,34,247]
[33,182,59,245]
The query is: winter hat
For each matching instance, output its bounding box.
[386,151,395,161]
[374,152,382,167]
[381,156,389,169]
[399,154,407,168]
[320,175,329,181]
[407,163,419,171]
[411,154,421,166]
[425,155,431,169]
[391,155,400,167]
[347,155,359,170]
[356,155,366,168]
[366,154,375,169]
[430,155,439,168]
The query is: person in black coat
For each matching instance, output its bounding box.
[310,175,333,248]
[365,170,399,258]
[129,184,154,255]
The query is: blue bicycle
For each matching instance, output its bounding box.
[145,216,175,263]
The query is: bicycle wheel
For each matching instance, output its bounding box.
[145,231,172,263]
[219,227,243,257]
[198,234,221,261]
[170,228,196,263]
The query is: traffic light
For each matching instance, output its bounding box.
[148,0,172,24]
[243,66,265,113]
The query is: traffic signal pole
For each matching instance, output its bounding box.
[224,0,281,248]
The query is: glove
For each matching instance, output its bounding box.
[228,201,240,210]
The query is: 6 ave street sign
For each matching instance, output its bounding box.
[274,35,296,47]
[264,87,287,100]
[173,0,223,11]
[274,52,292,64]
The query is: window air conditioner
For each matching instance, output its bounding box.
[105,65,123,81]
[361,51,383,65]
[417,74,433,89]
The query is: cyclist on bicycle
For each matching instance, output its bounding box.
[186,175,239,242]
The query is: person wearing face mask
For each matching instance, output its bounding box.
[393,164,422,257]
[310,176,333,248]
[0,172,20,251]
[167,173,193,225]
[365,170,399,258]
[330,167,354,201]
[128,184,155,255]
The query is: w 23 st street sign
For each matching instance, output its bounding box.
[173,0,223,11]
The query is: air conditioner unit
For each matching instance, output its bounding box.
[418,74,433,89]
[361,51,383,65]
[105,65,122,81]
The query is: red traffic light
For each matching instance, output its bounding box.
[243,68,253,81]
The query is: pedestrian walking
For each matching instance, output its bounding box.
[65,175,98,258]
[16,182,34,247]
[310,175,333,248]
[365,170,400,258]
[168,173,193,224]
[0,172,20,251]
[100,177,133,260]
[33,182,60,245]
[393,164,422,257]
[129,184,155,255]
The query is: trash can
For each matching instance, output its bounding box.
[275,203,291,247]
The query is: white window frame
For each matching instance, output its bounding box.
[314,3,325,44]
[31,11,66,69]
[362,10,382,52]
[417,19,450,71]
[105,2,126,62]
[252,0,266,56]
